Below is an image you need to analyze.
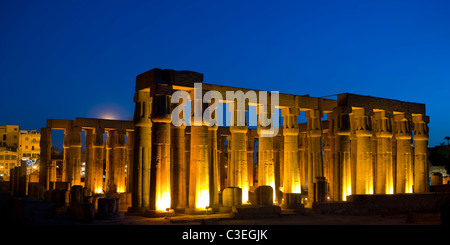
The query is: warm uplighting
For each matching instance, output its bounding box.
[196,189,209,209]
[156,191,171,211]
[95,187,103,194]
[343,184,352,201]
[242,185,249,203]
[388,185,394,194]
[407,185,413,194]
[292,183,301,194]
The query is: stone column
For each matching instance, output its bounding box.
[188,125,210,211]
[257,115,275,199]
[63,125,82,187]
[92,127,105,194]
[84,128,95,193]
[208,124,220,207]
[353,109,373,195]
[247,135,255,188]
[39,127,52,189]
[306,109,323,205]
[282,107,302,208]
[273,134,283,204]
[151,94,172,211]
[228,102,249,203]
[335,111,351,201]
[113,129,127,193]
[187,95,210,212]
[126,130,134,192]
[130,90,152,212]
[394,113,413,194]
[298,131,307,194]
[218,135,227,193]
[326,112,337,201]
[413,114,429,193]
[374,110,394,194]
[172,124,186,211]
[105,130,115,193]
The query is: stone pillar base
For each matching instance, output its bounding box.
[126,207,148,215]
[281,193,304,209]
[184,207,210,215]
[145,209,175,218]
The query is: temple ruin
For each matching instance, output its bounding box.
[37,68,430,217]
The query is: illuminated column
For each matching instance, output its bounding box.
[84,128,94,193]
[39,127,52,189]
[247,135,255,188]
[282,108,301,191]
[306,109,323,205]
[126,130,134,192]
[326,113,337,201]
[229,125,249,202]
[298,131,307,194]
[208,124,219,207]
[394,113,413,194]
[188,94,210,212]
[172,124,186,211]
[113,129,127,193]
[151,94,172,211]
[92,127,105,194]
[335,111,351,201]
[282,107,302,208]
[228,101,249,203]
[374,111,394,194]
[413,114,429,193]
[273,134,283,204]
[218,135,227,193]
[257,109,275,199]
[130,90,152,212]
[188,125,210,210]
[63,125,82,187]
[354,109,373,195]
[105,130,114,193]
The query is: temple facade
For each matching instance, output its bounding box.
[38,68,430,215]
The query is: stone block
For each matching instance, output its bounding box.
[119,192,131,212]
[222,187,242,207]
[70,185,83,203]
[256,186,273,205]
[96,198,119,219]
[68,202,95,223]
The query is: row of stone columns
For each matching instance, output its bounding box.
[39,125,133,196]
[130,89,430,213]
[327,108,429,201]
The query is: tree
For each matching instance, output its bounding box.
[445,136,450,146]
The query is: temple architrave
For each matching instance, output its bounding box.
[38,68,429,215]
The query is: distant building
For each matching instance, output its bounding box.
[0,125,19,149]
[0,148,18,180]
[0,125,40,180]
[19,130,40,161]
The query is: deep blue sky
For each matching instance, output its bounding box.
[1,0,449,148]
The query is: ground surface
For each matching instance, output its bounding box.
[40,209,442,225]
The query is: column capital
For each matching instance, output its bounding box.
[63,126,82,148]
[413,120,429,141]
[354,114,372,137]
[152,94,172,123]
[306,109,322,138]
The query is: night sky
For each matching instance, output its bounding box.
[1,0,449,148]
